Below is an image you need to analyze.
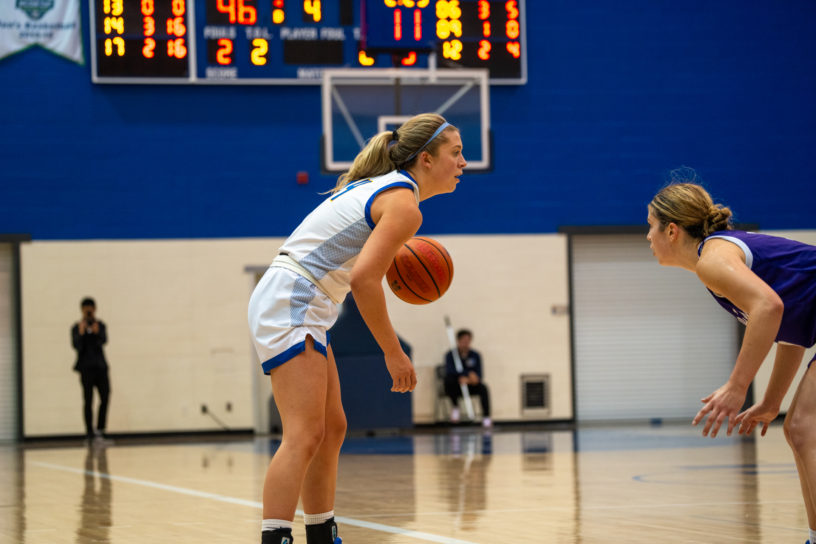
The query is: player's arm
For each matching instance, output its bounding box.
[72,324,82,350]
[736,342,805,436]
[692,240,784,436]
[350,188,422,392]
[758,343,805,412]
[444,351,457,376]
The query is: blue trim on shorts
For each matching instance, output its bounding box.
[261,338,329,375]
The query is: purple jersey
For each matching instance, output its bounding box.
[698,230,816,348]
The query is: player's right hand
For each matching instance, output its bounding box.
[385,351,417,393]
[692,382,745,437]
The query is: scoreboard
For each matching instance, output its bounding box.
[90,0,526,84]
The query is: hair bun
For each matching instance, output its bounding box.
[703,204,733,237]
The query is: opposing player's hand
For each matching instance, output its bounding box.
[692,383,746,438]
[385,351,417,393]
[734,401,778,437]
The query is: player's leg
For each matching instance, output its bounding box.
[95,368,111,437]
[262,337,329,542]
[469,383,490,416]
[301,344,346,543]
[80,372,95,440]
[783,362,816,539]
[471,383,491,427]
[444,375,462,421]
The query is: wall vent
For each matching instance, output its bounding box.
[521,374,550,417]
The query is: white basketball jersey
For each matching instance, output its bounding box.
[278,170,420,303]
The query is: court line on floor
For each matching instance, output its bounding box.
[341,498,802,518]
[32,461,478,544]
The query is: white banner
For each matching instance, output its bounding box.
[0,0,83,64]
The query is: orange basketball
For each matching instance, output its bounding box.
[386,237,454,304]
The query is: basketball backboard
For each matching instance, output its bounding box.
[321,67,491,173]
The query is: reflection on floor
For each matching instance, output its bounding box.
[0,423,806,543]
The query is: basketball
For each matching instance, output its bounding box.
[386,237,454,305]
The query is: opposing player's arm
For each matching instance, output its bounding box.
[350,188,421,392]
[696,240,784,391]
[691,240,784,436]
[735,342,805,436]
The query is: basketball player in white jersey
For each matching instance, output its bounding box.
[248,113,466,544]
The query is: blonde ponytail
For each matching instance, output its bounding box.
[331,113,455,194]
[332,132,396,193]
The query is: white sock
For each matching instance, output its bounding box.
[262,519,293,532]
[809,527,816,543]
[303,510,334,525]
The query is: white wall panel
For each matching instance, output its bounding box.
[22,235,573,436]
[572,235,737,422]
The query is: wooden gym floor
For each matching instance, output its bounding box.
[0,422,806,543]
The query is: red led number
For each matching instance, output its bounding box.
[394,9,402,40]
[216,0,257,25]
[506,19,519,39]
[506,41,520,58]
[216,38,233,64]
[166,16,186,36]
[142,0,154,59]
[143,37,155,57]
[478,39,491,60]
[478,0,489,20]
[167,38,187,58]
[504,0,518,19]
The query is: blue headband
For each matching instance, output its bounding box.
[403,122,450,164]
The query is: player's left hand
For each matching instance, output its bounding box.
[734,401,778,437]
[692,382,746,438]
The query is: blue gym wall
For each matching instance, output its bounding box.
[1,1,814,240]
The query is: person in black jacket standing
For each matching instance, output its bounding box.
[71,297,111,444]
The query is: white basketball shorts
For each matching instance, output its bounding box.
[248,266,339,374]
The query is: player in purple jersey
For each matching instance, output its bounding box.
[647,171,816,544]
